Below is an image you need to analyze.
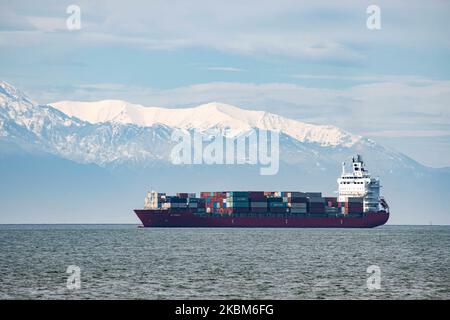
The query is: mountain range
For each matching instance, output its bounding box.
[1,81,449,224]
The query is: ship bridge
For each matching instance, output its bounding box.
[337,155,381,212]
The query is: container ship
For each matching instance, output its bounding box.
[134,155,389,228]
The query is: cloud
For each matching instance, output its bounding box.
[290,74,437,84]
[362,130,450,137]
[0,1,404,61]
[203,67,247,72]
[2,0,450,74]
[0,9,37,31]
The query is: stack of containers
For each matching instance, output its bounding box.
[177,192,196,199]
[226,191,250,213]
[345,197,364,214]
[162,196,188,209]
[288,196,308,214]
[324,197,339,214]
[248,191,267,213]
[201,192,227,213]
[268,196,288,213]
[324,197,338,207]
[188,197,206,212]
[213,192,227,213]
[308,196,325,214]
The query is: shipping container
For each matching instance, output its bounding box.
[288,197,308,203]
[249,196,267,202]
[176,193,188,198]
[309,201,325,214]
[227,191,249,197]
[269,202,287,208]
[347,197,364,203]
[309,197,325,203]
[276,191,307,197]
[165,196,188,203]
[248,191,265,198]
[227,196,249,202]
[289,203,307,208]
[290,208,307,214]
[250,202,268,208]
[226,201,249,208]
[250,207,267,213]
[200,192,212,198]
[267,197,283,203]
[309,202,325,208]
[306,192,322,198]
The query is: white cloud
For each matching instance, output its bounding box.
[7,0,449,60]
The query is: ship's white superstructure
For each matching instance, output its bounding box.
[337,155,380,212]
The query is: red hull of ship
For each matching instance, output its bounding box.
[134,209,389,228]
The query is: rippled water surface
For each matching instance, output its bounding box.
[0,225,449,299]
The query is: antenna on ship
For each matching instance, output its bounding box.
[342,162,346,175]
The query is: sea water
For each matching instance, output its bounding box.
[0,225,448,299]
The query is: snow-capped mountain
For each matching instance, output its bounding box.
[0,81,419,171]
[51,100,361,147]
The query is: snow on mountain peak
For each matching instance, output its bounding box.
[0,81,35,108]
[50,100,360,147]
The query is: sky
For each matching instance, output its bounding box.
[1,0,450,167]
